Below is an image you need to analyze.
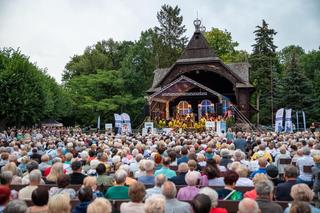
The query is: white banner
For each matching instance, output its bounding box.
[275,108,284,133]
[285,109,293,133]
[114,114,122,128]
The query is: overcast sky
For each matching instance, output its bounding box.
[0,0,319,83]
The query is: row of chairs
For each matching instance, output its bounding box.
[23,198,290,213]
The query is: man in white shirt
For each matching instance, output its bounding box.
[18,170,41,200]
[296,147,315,186]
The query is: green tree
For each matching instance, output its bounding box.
[250,20,278,125]
[155,4,187,67]
[62,39,133,82]
[204,27,248,62]
[300,48,320,80]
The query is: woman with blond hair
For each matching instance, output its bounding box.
[48,193,71,213]
[87,198,112,213]
[45,162,64,184]
[284,184,319,213]
[82,176,103,198]
[1,162,22,184]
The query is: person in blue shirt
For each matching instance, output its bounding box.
[177,147,189,165]
[250,158,268,179]
[154,157,176,179]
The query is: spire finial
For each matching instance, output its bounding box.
[193,17,201,32]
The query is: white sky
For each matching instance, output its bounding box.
[0,0,319,83]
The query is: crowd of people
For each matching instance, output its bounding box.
[0,127,320,213]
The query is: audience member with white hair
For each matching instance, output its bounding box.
[144,194,166,213]
[87,198,112,213]
[169,162,189,185]
[177,171,200,201]
[198,187,228,213]
[18,169,42,200]
[161,181,192,213]
[146,174,167,198]
[238,198,260,213]
[105,169,129,199]
[3,199,28,213]
[138,159,155,185]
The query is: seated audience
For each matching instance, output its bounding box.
[69,160,86,185]
[22,161,43,185]
[244,174,268,199]
[296,147,315,187]
[238,198,260,213]
[266,164,283,186]
[96,163,113,188]
[255,180,283,213]
[49,174,77,199]
[144,194,166,213]
[38,154,50,173]
[276,165,298,201]
[28,188,49,213]
[0,171,18,199]
[87,198,112,213]
[72,187,93,213]
[198,187,228,213]
[312,155,320,198]
[284,183,320,213]
[177,171,200,201]
[0,186,10,212]
[250,158,268,178]
[119,164,137,186]
[289,201,312,213]
[48,194,71,213]
[3,200,28,213]
[155,157,177,179]
[161,181,192,213]
[19,169,42,200]
[83,176,103,198]
[1,162,22,184]
[45,162,64,184]
[235,166,254,187]
[216,170,242,200]
[138,159,155,185]
[105,169,129,199]
[120,182,146,213]
[169,162,188,185]
[146,174,167,198]
[191,194,212,213]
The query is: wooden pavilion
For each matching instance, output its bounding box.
[147,19,254,122]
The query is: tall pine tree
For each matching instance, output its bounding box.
[250,20,278,125]
[154,4,188,68]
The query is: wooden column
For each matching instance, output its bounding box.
[165,101,170,120]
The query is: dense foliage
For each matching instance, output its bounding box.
[1,5,319,129]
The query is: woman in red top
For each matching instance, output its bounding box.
[199,187,228,213]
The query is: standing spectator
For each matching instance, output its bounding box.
[120,182,146,213]
[0,186,10,212]
[155,157,176,179]
[255,180,283,213]
[177,171,200,201]
[48,194,71,213]
[72,187,93,213]
[146,174,167,198]
[238,198,260,213]
[161,181,192,213]
[138,160,155,185]
[49,174,77,199]
[233,132,247,152]
[104,169,129,199]
[18,170,42,200]
[276,165,298,201]
[69,161,86,185]
[198,187,228,213]
[87,198,112,213]
[28,188,49,213]
[191,194,211,213]
[296,147,315,186]
[284,184,319,213]
[169,163,188,185]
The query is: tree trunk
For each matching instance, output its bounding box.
[257,92,260,125]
